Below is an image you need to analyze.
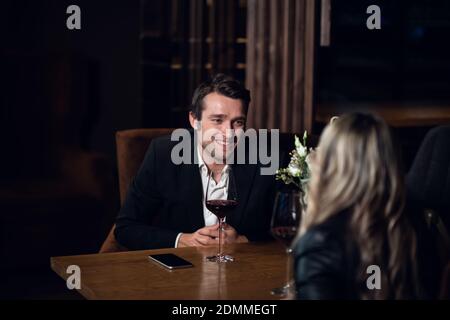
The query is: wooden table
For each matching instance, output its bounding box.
[50,242,289,300]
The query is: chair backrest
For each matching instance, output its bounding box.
[440,262,450,299]
[406,125,450,284]
[406,125,450,228]
[99,128,174,253]
[115,129,175,203]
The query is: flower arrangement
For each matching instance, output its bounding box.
[276,131,313,197]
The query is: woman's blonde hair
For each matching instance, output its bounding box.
[301,112,419,299]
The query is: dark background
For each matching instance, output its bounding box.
[1,1,141,159]
[1,0,141,299]
[1,0,449,299]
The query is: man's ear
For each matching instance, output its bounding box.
[189,112,200,130]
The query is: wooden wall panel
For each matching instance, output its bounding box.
[246,0,316,133]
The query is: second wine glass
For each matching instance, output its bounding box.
[270,190,302,297]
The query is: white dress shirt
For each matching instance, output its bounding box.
[174,146,229,247]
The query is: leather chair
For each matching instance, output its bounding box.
[406,125,450,285]
[440,262,450,299]
[99,128,174,253]
[406,125,450,243]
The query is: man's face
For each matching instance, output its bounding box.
[189,92,246,164]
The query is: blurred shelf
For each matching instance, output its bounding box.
[316,102,450,127]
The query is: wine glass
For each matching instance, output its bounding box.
[205,167,238,263]
[270,190,302,297]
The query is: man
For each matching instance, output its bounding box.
[115,74,277,249]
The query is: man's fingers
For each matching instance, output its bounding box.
[222,226,239,243]
[195,234,217,246]
[197,228,213,237]
[195,224,238,244]
[198,225,219,237]
[204,223,220,230]
[209,230,220,238]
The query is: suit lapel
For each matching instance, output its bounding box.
[228,163,257,228]
[180,162,205,230]
[180,130,205,231]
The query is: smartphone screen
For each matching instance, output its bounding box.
[148,254,193,270]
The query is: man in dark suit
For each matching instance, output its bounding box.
[115,74,277,250]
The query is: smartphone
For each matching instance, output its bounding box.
[148,254,193,270]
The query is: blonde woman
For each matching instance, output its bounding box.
[293,112,439,299]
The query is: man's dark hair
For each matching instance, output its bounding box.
[190,73,251,120]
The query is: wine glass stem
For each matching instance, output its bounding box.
[286,248,293,288]
[219,218,224,257]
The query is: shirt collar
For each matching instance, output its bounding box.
[197,144,230,174]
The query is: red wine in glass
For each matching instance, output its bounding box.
[271,226,297,248]
[206,199,238,219]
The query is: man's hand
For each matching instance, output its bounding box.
[221,223,249,244]
[178,224,220,247]
[203,223,249,244]
[177,223,249,247]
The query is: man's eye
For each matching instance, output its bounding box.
[212,119,222,124]
[234,120,245,127]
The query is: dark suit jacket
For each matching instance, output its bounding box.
[115,131,277,250]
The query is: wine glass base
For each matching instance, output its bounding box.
[270,284,295,297]
[206,254,234,263]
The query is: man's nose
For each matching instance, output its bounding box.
[222,121,233,131]
[221,122,234,138]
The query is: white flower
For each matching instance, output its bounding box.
[276,130,314,192]
[294,134,307,157]
[288,163,301,177]
[297,144,307,157]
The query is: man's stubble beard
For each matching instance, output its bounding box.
[200,140,237,165]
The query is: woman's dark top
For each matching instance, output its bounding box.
[293,209,441,300]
